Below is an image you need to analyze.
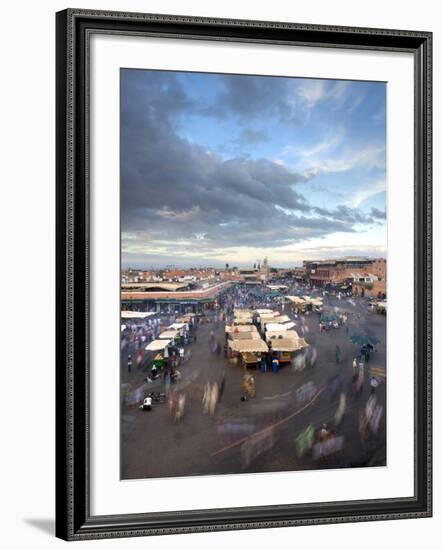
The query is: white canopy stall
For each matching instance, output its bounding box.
[121,311,157,319]
[158,330,179,340]
[263,322,287,332]
[145,339,172,351]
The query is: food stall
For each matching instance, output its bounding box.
[285,295,307,313]
[262,321,287,333]
[268,337,309,364]
[260,315,285,332]
[233,317,253,325]
[121,310,157,320]
[158,329,179,340]
[228,338,269,369]
[266,328,300,341]
[145,338,172,369]
[175,314,195,324]
[272,315,291,324]
[303,296,324,312]
[229,331,261,341]
[225,324,259,342]
[168,322,187,330]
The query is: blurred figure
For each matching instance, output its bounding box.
[150,364,158,380]
[328,373,343,401]
[202,382,211,414]
[175,393,186,423]
[241,373,256,400]
[365,394,383,435]
[209,382,219,416]
[353,370,364,398]
[352,357,358,375]
[317,424,333,442]
[294,424,315,459]
[168,391,177,418]
[241,426,275,468]
[334,392,346,426]
[260,356,267,373]
[271,356,280,373]
[370,375,380,395]
[335,345,341,364]
[164,370,171,396]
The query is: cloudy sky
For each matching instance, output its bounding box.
[121,69,386,269]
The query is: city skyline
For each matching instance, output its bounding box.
[122,253,386,273]
[121,69,387,269]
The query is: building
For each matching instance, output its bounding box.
[351,270,387,298]
[303,257,386,292]
[238,258,270,284]
[121,281,233,314]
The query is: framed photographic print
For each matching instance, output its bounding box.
[55,9,432,540]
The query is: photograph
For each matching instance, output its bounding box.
[119,68,388,480]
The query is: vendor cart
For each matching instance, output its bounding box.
[153,353,166,369]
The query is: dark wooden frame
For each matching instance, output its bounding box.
[56,8,432,541]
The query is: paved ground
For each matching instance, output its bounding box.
[120,294,386,480]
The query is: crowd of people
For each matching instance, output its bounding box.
[122,279,385,468]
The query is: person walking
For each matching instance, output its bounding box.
[271,356,280,373]
[352,357,358,375]
[335,345,341,364]
[334,392,346,426]
[370,375,379,395]
[164,370,171,396]
[260,357,267,373]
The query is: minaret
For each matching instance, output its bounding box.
[262,257,269,280]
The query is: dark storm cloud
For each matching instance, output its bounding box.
[313,204,376,225]
[370,207,387,220]
[201,74,304,123]
[121,70,378,254]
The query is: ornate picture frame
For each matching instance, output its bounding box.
[55,8,432,540]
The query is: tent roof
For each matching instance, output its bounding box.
[226,324,258,333]
[229,331,261,340]
[175,315,194,323]
[273,315,291,323]
[264,322,287,332]
[229,339,269,353]
[234,308,253,317]
[267,284,288,290]
[168,322,187,329]
[305,297,323,306]
[259,312,279,319]
[233,318,253,325]
[145,339,171,351]
[269,338,309,352]
[285,296,306,304]
[121,311,156,319]
[158,330,179,339]
[121,282,188,292]
[266,329,299,341]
